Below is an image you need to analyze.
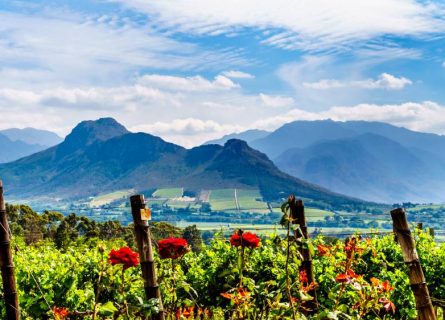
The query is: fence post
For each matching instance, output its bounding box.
[0,181,20,320]
[391,208,436,320]
[130,195,164,320]
[288,195,318,312]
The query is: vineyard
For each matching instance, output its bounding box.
[0,190,444,319]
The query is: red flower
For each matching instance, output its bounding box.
[108,247,140,270]
[379,297,396,313]
[53,307,69,320]
[158,237,190,259]
[317,244,329,256]
[229,232,260,248]
[299,270,308,284]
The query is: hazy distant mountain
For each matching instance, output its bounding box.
[0,128,63,163]
[275,133,445,202]
[0,118,364,208]
[204,129,269,145]
[0,128,62,146]
[254,120,445,202]
[0,134,46,163]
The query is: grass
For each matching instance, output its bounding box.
[90,190,133,207]
[209,189,237,211]
[153,188,183,198]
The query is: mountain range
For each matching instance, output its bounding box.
[206,120,445,203]
[0,128,62,163]
[0,118,363,208]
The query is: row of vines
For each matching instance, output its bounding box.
[2,220,444,319]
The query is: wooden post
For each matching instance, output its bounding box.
[288,195,318,312]
[130,195,164,320]
[391,208,436,320]
[417,223,423,231]
[0,181,20,320]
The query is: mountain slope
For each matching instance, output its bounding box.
[250,120,357,159]
[228,119,445,203]
[0,118,365,207]
[275,133,445,202]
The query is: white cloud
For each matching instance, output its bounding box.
[259,93,295,107]
[112,0,445,52]
[0,74,296,146]
[222,70,254,79]
[132,118,239,135]
[303,73,412,90]
[138,74,239,91]
[254,101,445,135]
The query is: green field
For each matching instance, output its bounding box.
[236,189,269,210]
[209,189,237,211]
[90,190,133,207]
[408,204,445,212]
[174,221,391,236]
[165,199,192,209]
[146,199,167,207]
[305,208,335,221]
[152,188,183,198]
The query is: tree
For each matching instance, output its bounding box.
[182,225,203,252]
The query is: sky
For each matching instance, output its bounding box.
[1,0,445,147]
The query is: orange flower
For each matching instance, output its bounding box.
[220,288,251,304]
[175,306,194,319]
[370,277,380,287]
[317,244,330,256]
[53,307,69,320]
[336,269,359,283]
[381,280,394,292]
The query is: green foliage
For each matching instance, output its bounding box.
[2,212,445,319]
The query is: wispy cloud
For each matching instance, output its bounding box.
[222,70,255,79]
[303,73,412,90]
[111,0,445,53]
[0,8,249,88]
[137,74,239,91]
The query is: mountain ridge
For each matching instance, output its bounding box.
[0,118,365,208]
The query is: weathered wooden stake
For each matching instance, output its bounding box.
[130,195,164,320]
[288,195,318,312]
[391,208,436,320]
[0,181,20,320]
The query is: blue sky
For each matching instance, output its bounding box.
[1,0,445,146]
